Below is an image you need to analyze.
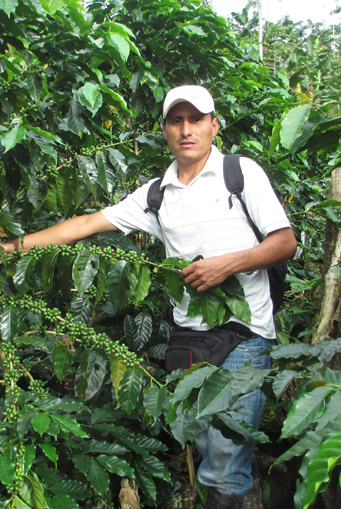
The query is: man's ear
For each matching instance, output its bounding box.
[212,117,219,137]
[162,121,167,140]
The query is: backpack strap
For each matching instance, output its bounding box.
[223,154,263,244]
[144,178,164,224]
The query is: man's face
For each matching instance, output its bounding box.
[162,102,218,167]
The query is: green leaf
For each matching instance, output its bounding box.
[171,365,217,407]
[1,125,26,152]
[50,493,81,509]
[0,0,18,16]
[50,415,88,438]
[280,386,332,439]
[31,413,50,437]
[0,305,20,341]
[214,413,271,444]
[272,369,298,398]
[96,151,116,194]
[52,341,72,382]
[143,386,167,421]
[0,210,25,237]
[107,33,130,61]
[87,458,109,496]
[41,249,60,292]
[107,148,128,175]
[13,255,36,289]
[140,454,171,483]
[72,249,99,295]
[96,454,134,478]
[77,156,99,195]
[49,478,92,500]
[100,85,130,113]
[117,366,143,415]
[40,443,58,466]
[23,126,63,144]
[78,83,103,116]
[134,311,153,351]
[0,448,15,486]
[25,471,48,509]
[197,368,234,418]
[134,458,157,502]
[55,174,74,215]
[109,355,127,395]
[280,104,310,153]
[106,260,130,310]
[300,434,341,509]
[67,98,85,136]
[72,453,91,475]
[164,269,185,303]
[81,351,107,402]
[134,264,151,305]
[40,0,83,14]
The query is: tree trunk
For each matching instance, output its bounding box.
[119,479,140,509]
[312,167,341,344]
[257,0,264,61]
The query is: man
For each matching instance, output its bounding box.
[1,85,297,507]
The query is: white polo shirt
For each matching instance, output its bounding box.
[102,145,291,338]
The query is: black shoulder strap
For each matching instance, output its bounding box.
[223,154,263,244]
[144,178,164,224]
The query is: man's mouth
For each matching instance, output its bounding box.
[179,140,195,147]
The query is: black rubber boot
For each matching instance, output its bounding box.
[204,464,263,508]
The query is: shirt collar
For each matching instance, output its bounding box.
[160,145,223,188]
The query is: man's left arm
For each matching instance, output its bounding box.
[180,227,297,292]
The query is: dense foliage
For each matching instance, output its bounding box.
[0,0,340,507]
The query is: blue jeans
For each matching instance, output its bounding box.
[196,335,274,496]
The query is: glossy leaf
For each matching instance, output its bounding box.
[87,458,109,496]
[272,369,298,398]
[0,448,15,486]
[300,434,341,509]
[134,264,152,305]
[40,443,58,466]
[24,471,48,509]
[0,305,19,342]
[96,454,134,477]
[171,364,217,407]
[280,104,310,153]
[0,0,18,16]
[52,341,72,382]
[72,249,99,296]
[13,255,36,289]
[31,413,50,437]
[1,125,26,152]
[50,415,88,438]
[106,260,130,310]
[280,386,332,439]
[197,368,235,418]
[117,366,143,415]
[143,386,167,421]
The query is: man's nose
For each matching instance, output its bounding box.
[181,119,192,137]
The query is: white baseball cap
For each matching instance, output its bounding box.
[163,85,215,119]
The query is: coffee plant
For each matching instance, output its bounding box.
[0,0,340,507]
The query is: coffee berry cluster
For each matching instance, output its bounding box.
[6,442,26,495]
[56,313,140,367]
[1,342,23,423]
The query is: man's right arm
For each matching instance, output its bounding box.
[0,211,118,254]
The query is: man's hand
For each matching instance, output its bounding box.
[180,227,297,292]
[180,254,239,292]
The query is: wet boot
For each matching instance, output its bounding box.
[204,464,263,508]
